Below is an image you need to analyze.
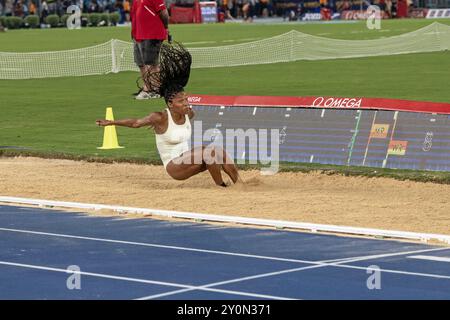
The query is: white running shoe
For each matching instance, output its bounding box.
[148,93,161,99]
[135,91,161,100]
[135,90,151,100]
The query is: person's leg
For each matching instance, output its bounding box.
[166,146,224,186]
[139,65,159,92]
[139,66,148,91]
[134,40,158,95]
[203,145,241,185]
[133,40,147,92]
[166,146,241,186]
[221,151,240,183]
[141,39,162,96]
[210,146,240,183]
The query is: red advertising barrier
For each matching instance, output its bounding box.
[341,10,389,20]
[169,1,216,24]
[187,95,450,114]
[409,8,428,18]
[170,5,194,24]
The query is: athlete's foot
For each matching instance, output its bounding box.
[224,172,244,185]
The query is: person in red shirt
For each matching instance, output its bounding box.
[131,0,170,100]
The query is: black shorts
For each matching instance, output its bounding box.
[133,39,163,67]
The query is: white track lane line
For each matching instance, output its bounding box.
[0,227,328,265]
[137,263,331,300]
[1,227,448,268]
[335,264,450,280]
[2,226,450,300]
[0,261,293,300]
[407,255,450,263]
[135,247,450,300]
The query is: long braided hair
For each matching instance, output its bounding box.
[143,42,192,104]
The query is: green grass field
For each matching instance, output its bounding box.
[1,19,450,182]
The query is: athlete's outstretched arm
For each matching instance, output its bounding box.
[96,113,162,128]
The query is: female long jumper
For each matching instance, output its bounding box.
[97,43,241,187]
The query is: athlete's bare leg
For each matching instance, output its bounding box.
[166,146,240,186]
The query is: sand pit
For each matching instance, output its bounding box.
[1,157,449,235]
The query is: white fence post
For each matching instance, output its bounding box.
[111,39,118,73]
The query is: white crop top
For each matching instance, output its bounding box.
[155,109,191,169]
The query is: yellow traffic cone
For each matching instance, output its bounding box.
[97,107,124,150]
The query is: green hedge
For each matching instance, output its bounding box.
[0,13,123,29]
[0,16,7,28]
[24,15,40,28]
[45,14,60,27]
[61,14,70,26]
[99,13,110,26]
[5,16,23,29]
[88,13,101,26]
[110,12,120,25]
